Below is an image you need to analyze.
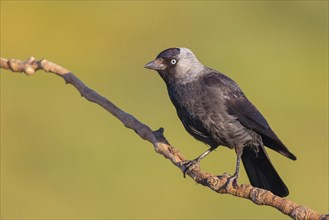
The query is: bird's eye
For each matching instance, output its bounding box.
[170,59,177,65]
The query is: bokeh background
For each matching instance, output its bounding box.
[1,1,328,219]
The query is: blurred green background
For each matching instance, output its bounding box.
[1,1,328,219]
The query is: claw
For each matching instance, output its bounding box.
[219,174,239,190]
[180,160,199,178]
[230,176,239,189]
[217,172,229,179]
[179,148,216,178]
[219,149,242,190]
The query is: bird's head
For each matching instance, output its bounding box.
[144,48,205,84]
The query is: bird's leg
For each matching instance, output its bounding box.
[219,147,243,189]
[181,147,216,178]
[230,148,242,188]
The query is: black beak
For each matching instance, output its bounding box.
[144,58,166,70]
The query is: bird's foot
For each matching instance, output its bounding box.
[180,159,199,178]
[218,174,239,190]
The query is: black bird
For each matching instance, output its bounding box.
[144,48,296,197]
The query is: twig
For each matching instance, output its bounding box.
[1,57,327,220]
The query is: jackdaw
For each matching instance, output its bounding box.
[144,47,296,197]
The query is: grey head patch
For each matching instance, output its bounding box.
[175,48,205,82]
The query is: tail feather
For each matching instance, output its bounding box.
[262,135,297,161]
[241,146,289,197]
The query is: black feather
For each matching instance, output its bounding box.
[242,146,289,197]
[204,72,296,160]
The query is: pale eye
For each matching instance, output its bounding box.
[170,59,177,65]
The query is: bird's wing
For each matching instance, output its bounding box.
[203,71,296,160]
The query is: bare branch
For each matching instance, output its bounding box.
[1,57,327,220]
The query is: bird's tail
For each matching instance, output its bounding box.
[241,146,289,197]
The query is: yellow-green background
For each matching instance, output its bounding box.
[1,1,328,219]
